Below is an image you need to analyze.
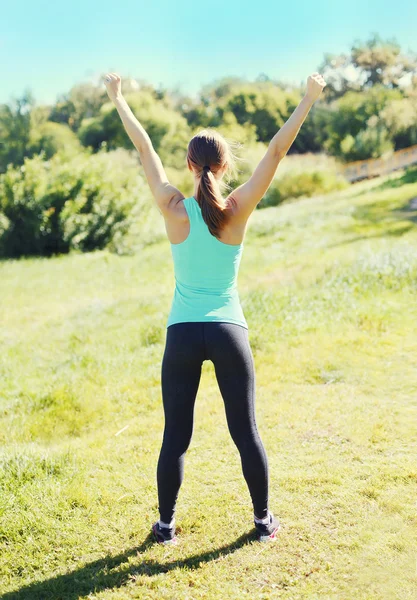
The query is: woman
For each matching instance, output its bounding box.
[104,72,326,545]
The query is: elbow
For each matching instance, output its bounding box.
[274,147,286,162]
[138,139,154,158]
[270,142,285,162]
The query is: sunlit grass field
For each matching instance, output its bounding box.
[1,167,417,599]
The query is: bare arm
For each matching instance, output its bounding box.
[104,73,183,213]
[230,73,326,222]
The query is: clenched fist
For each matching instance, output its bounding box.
[305,73,326,102]
[103,72,122,103]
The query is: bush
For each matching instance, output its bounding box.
[0,148,152,258]
[323,86,402,161]
[260,169,348,207]
[28,122,82,161]
[339,118,394,162]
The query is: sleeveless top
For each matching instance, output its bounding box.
[167,196,248,329]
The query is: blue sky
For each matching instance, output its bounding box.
[1,0,416,105]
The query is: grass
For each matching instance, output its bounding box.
[1,167,417,599]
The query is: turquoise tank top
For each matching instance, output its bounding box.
[167,196,248,329]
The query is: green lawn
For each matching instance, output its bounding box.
[1,168,417,599]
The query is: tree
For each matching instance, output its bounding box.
[318,34,417,100]
[223,84,299,143]
[322,86,401,161]
[28,122,82,160]
[77,91,192,169]
[49,82,108,131]
[352,33,417,88]
[0,91,35,173]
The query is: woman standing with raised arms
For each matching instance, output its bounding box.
[104,72,326,545]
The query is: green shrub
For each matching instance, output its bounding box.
[28,121,82,160]
[260,169,348,207]
[0,148,151,258]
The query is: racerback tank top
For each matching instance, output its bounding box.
[167,196,248,329]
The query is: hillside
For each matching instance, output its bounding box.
[1,167,417,599]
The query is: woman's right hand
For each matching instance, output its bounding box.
[305,72,326,102]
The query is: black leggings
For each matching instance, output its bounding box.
[156,321,269,523]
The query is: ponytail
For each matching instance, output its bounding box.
[187,128,238,238]
[196,166,227,238]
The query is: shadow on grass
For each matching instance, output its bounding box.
[352,196,417,230]
[2,529,259,599]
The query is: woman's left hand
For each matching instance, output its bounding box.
[103,72,122,103]
[305,72,326,103]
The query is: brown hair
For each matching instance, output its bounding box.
[187,128,239,238]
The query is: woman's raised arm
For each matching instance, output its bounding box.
[103,73,183,214]
[229,73,326,223]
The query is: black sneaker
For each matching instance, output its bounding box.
[152,521,178,546]
[254,511,281,542]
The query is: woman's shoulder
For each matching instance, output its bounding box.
[223,193,238,212]
[223,193,247,224]
[165,194,189,222]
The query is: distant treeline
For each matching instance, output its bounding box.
[1,33,417,258]
[1,33,417,176]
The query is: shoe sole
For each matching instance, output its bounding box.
[152,523,178,546]
[257,522,281,542]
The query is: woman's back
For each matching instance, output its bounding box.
[167,196,248,329]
